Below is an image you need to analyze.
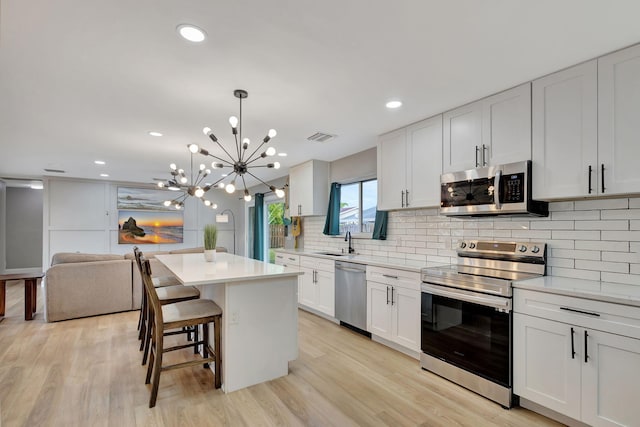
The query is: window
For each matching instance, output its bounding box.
[339,179,377,234]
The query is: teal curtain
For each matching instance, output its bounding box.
[372,210,388,240]
[253,193,264,260]
[323,182,341,235]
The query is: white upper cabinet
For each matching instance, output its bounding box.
[443,83,531,172]
[288,159,329,216]
[377,116,442,210]
[532,60,598,199]
[598,44,640,196]
[443,101,483,172]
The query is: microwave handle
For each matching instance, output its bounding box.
[494,169,502,209]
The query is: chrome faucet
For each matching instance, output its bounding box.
[345,231,355,254]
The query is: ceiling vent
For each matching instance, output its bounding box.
[307,132,336,143]
[44,168,66,173]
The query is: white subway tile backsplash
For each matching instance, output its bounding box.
[602,231,640,241]
[601,272,640,286]
[552,210,600,221]
[550,267,601,281]
[574,199,628,210]
[301,197,639,288]
[574,260,628,273]
[575,220,628,230]
[575,240,628,251]
[552,230,601,240]
[601,209,640,220]
[551,249,600,260]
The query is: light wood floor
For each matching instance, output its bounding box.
[0,281,562,427]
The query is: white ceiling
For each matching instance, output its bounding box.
[2,0,640,190]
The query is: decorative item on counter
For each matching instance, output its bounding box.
[204,224,218,262]
[291,216,301,248]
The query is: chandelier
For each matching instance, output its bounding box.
[158,89,286,209]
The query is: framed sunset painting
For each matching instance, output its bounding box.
[118,210,184,244]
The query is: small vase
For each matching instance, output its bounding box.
[204,249,216,262]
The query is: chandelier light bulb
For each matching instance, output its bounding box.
[242,138,250,149]
[170,163,177,170]
[180,176,188,184]
[275,188,285,198]
[244,190,252,202]
[225,181,236,193]
[203,126,218,142]
[218,182,225,188]
[163,200,171,207]
[157,182,164,188]
[266,147,276,156]
[212,162,223,169]
[204,200,211,206]
[229,116,238,128]
[274,162,281,169]
[212,203,218,209]
[195,187,205,198]
[268,129,277,138]
[189,144,199,153]
[202,127,211,135]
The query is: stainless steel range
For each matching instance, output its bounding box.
[420,240,546,408]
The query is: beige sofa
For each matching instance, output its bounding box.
[44,247,225,322]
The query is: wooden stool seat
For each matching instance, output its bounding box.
[162,299,222,327]
[152,275,182,288]
[155,285,200,305]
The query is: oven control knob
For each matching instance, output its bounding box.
[459,242,467,248]
[469,242,476,249]
[531,246,540,253]
[518,245,527,252]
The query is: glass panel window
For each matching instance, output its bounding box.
[339,179,377,234]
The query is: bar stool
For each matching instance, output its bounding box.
[140,257,222,408]
[134,248,200,365]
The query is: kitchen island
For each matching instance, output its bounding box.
[155,252,302,393]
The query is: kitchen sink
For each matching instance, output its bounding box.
[314,251,348,257]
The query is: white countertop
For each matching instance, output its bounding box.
[275,248,449,272]
[155,252,302,286]
[514,276,640,307]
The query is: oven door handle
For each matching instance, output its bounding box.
[421,283,511,312]
[493,169,502,210]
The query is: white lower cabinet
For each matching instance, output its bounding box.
[275,253,301,302]
[298,256,335,317]
[514,289,640,426]
[366,266,420,352]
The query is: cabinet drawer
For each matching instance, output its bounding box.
[275,253,300,266]
[300,255,334,272]
[366,266,420,291]
[514,289,640,340]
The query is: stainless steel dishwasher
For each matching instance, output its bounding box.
[335,261,369,335]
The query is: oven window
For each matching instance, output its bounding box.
[440,177,495,208]
[421,292,511,387]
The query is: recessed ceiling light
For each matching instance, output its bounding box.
[386,100,402,109]
[100,173,109,177]
[177,24,206,43]
[278,152,287,157]
[94,160,106,165]
[148,131,163,137]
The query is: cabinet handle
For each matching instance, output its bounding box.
[298,204,302,215]
[386,286,390,305]
[584,330,589,363]
[405,189,410,207]
[382,274,398,279]
[570,327,576,359]
[475,145,480,167]
[560,307,600,317]
[482,144,488,166]
[588,165,593,194]
[401,190,405,208]
[601,164,605,194]
[288,257,296,261]
[391,286,395,305]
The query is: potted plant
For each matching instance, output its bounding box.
[203,224,218,262]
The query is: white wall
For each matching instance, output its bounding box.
[302,198,640,286]
[330,147,376,183]
[43,177,245,267]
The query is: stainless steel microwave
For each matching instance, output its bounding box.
[440,160,548,217]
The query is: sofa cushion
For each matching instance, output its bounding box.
[51,253,124,265]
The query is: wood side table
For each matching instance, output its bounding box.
[0,272,45,321]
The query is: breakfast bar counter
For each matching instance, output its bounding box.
[155,252,302,393]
